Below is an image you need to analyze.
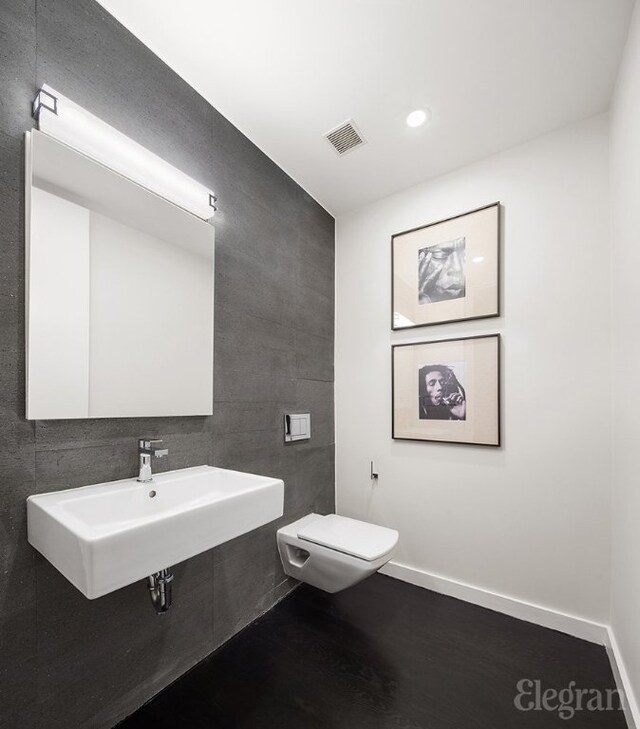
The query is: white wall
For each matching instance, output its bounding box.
[335,115,612,624]
[610,0,640,712]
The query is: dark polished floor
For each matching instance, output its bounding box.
[118,575,627,728]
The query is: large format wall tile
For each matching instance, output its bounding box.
[35,552,214,729]
[0,0,334,726]
[296,379,335,448]
[214,244,298,330]
[214,306,297,379]
[35,0,214,185]
[212,522,297,649]
[210,112,302,223]
[0,132,31,426]
[295,329,334,382]
[0,1,36,141]
[289,446,336,520]
[0,508,37,728]
[293,286,334,341]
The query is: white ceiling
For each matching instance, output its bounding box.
[96,0,633,216]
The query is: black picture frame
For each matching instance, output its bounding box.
[391,202,502,331]
[391,333,502,448]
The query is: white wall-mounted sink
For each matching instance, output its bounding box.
[27,465,284,598]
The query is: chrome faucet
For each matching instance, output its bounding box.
[137,438,169,483]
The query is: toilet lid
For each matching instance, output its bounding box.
[298,515,399,561]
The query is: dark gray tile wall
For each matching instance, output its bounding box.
[0,1,335,727]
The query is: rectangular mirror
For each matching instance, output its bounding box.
[25,130,214,419]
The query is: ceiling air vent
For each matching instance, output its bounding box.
[324,119,366,156]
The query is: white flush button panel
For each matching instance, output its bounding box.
[284,413,311,442]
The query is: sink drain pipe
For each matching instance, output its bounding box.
[147,568,174,614]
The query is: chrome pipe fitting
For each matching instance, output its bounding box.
[147,568,174,614]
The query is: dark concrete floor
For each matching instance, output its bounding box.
[117,574,627,728]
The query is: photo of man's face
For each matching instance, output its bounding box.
[418,237,466,304]
[425,370,445,406]
[418,362,466,421]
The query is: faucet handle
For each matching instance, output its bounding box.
[138,438,166,454]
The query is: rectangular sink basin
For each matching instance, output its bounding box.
[27,465,284,598]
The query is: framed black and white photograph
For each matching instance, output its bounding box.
[392,202,500,329]
[392,334,500,446]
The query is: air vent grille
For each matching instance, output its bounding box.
[324,119,365,156]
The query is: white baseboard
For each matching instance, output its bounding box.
[605,627,640,729]
[379,560,608,644]
[380,561,639,727]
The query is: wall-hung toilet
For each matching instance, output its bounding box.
[277,513,399,593]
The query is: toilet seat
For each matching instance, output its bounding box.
[278,513,399,593]
[297,514,398,561]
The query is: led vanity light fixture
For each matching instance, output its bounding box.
[32,85,217,220]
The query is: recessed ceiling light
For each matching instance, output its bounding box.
[406,109,429,128]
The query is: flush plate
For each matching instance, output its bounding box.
[284,413,311,442]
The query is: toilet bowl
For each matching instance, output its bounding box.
[277,513,399,593]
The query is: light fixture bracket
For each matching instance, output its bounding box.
[32,88,58,120]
